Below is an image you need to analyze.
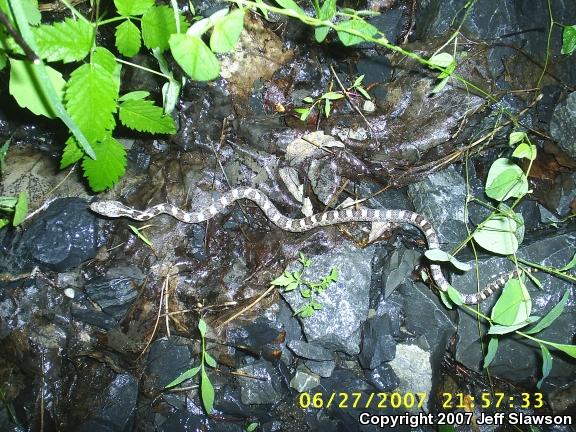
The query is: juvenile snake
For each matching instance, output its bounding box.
[90,187,522,305]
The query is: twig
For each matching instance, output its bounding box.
[0,8,40,63]
[216,284,276,329]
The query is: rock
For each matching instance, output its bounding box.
[550,92,576,159]
[359,316,396,370]
[287,340,333,361]
[238,361,285,405]
[290,366,320,392]
[388,344,433,411]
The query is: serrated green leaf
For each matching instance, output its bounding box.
[485,158,528,201]
[114,0,154,16]
[82,136,126,192]
[34,18,93,63]
[119,99,176,134]
[165,365,201,388]
[142,5,190,52]
[60,136,84,169]
[525,289,570,334]
[118,91,150,102]
[336,18,378,46]
[9,59,65,118]
[115,19,141,57]
[483,337,498,368]
[66,63,119,142]
[204,352,217,368]
[92,47,119,76]
[12,190,28,226]
[169,33,220,81]
[473,213,519,255]
[561,25,576,55]
[491,278,531,326]
[201,368,214,413]
[210,9,245,53]
[537,344,552,388]
[198,318,208,337]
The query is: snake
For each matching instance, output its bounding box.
[90,187,525,305]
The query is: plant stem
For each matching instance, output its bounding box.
[115,58,170,79]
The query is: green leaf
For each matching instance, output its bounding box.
[322,92,344,100]
[525,289,570,334]
[115,19,141,57]
[65,63,119,142]
[545,341,576,359]
[92,47,121,77]
[324,98,331,117]
[34,18,93,63]
[446,286,463,305]
[60,136,84,169]
[429,52,455,68]
[129,225,153,246]
[357,86,370,100]
[431,76,450,94]
[114,0,154,16]
[285,281,299,291]
[424,249,471,271]
[488,319,536,335]
[0,219,8,229]
[560,252,576,271]
[142,5,190,52]
[210,8,245,53]
[201,368,215,413]
[245,423,259,432]
[9,59,66,118]
[274,0,305,15]
[118,91,150,102]
[485,158,529,201]
[314,0,336,42]
[0,138,9,172]
[271,272,296,286]
[169,33,220,81]
[204,352,217,368]
[336,18,378,46]
[119,99,176,134]
[295,107,311,121]
[483,337,498,368]
[82,136,126,192]
[537,344,552,388]
[0,0,40,25]
[198,318,208,337]
[165,365,201,388]
[509,131,527,146]
[12,190,28,226]
[561,25,576,55]
[473,213,520,255]
[512,142,537,161]
[491,278,531,326]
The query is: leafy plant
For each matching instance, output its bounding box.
[561,24,576,55]
[0,0,246,191]
[295,74,371,121]
[271,253,339,318]
[0,190,28,229]
[165,319,217,413]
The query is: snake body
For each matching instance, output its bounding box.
[90,187,519,305]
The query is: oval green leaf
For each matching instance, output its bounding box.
[169,34,220,81]
[485,158,528,201]
[491,278,531,326]
[473,213,519,255]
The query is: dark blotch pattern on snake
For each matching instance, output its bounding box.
[90,187,525,305]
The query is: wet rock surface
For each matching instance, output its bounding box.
[1,0,576,430]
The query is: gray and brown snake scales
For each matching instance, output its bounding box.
[90,187,523,305]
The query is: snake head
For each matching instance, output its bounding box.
[90,201,132,217]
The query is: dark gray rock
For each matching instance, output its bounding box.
[84,266,143,321]
[280,243,374,355]
[408,165,467,247]
[146,337,194,389]
[238,361,286,405]
[365,363,400,391]
[550,92,576,159]
[287,340,333,361]
[359,316,396,370]
[76,373,138,432]
[303,358,335,378]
